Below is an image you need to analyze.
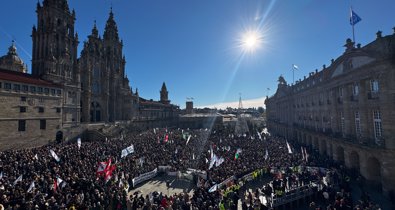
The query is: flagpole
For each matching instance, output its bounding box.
[351,7,356,43]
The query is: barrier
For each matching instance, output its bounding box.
[132,168,158,187]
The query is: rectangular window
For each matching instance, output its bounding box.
[22,85,28,92]
[20,106,26,113]
[5,83,11,90]
[339,87,343,97]
[353,83,359,96]
[38,107,44,113]
[355,111,361,137]
[44,88,49,95]
[40,119,46,130]
[21,96,26,102]
[13,84,20,92]
[56,89,61,96]
[373,110,382,139]
[56,108,61,113]
[18,120,26,131]
[371,80,379,93]
[30,86,36,93]
[37,87,43,93]
[51,89,56,95]
[340,112,345,136]
[0,82,2,88]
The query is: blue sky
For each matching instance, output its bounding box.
[0,0,394,108]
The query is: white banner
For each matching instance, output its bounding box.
[121,145,134,158]
[132,168,158,187]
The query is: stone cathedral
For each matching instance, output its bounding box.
[32,0,138,124]
[0,0,178,150]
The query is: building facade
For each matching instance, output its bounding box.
[0,0,179,150]
[266,30,395,195]
[79,12,136,123]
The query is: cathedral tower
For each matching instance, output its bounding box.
[160,82,170,104]
[32,0,80,126]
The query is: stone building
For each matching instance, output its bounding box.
[32,0,80,127]
[0,67,63,150]
[265,30,395,195]
[79,11,136,123]
[0,0,179,150]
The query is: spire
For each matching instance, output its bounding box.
[103,7,119,41]
[91,20,99,38]
[43,0,69,11]
[161,82,167,91]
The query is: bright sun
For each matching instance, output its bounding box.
[241,30,262,53]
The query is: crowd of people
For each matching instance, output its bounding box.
[0,125,389,210]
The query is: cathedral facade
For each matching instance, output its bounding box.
[0,0,179,150]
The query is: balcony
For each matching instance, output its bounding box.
[367,91,379,100]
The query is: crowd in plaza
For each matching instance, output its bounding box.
[0,125,388,210]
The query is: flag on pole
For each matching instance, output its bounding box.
[27,181,35,193]
[350,9,362,25]
[97,160,109,176]
[257,132,262,140]
[292,64,299,70]
[53,178,58,192]
[50,149,60,162]
[105,165,116,183]
[286,141,293,154]
[164,134,169,143]
[209,154,217,170]
[77,138,81,150]
[57,177,64,188]
[301,147,305,161]
[34,154,38,160]
[13,175,22,186]
[0,171,3,180]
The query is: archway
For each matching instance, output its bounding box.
[90,102,101,122]
[313,137,319,150]
[335,146,345,163]
[319,139,327,155]
[349,151,360,175]
[366,157,381,181]
[56,131,63,143]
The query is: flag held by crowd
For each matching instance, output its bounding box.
[13,175,22,186]
[208,184,218,193]
[50,149,60,162]
[286,141,293,154]
[264,149,269,160]
[77,138,81,150]
[121,145,134,158]
[234,148,242,160]
[27,181,35,193]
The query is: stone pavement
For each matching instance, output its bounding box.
[128,174,195,198]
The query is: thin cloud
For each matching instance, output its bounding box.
[198,96,266,109]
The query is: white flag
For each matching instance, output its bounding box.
[186,135,192,145]
[34,154,38,160]
[301,147,305,161]
[192,153,195,160]
[77,138,81,150]
[215,157,224,167]
[286,141,293,154]
[27,181,35,193]
[209,154,217,170]
[292,64,299,70]
[264,149,269,160]
[13,175,22,186]
[257,132,262,140]
[50,149,60,162]
[208,184,218,193]
[57,177,64,188]
[153,128,156,134]
[121,145,134,158]
[0,171,3,180]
